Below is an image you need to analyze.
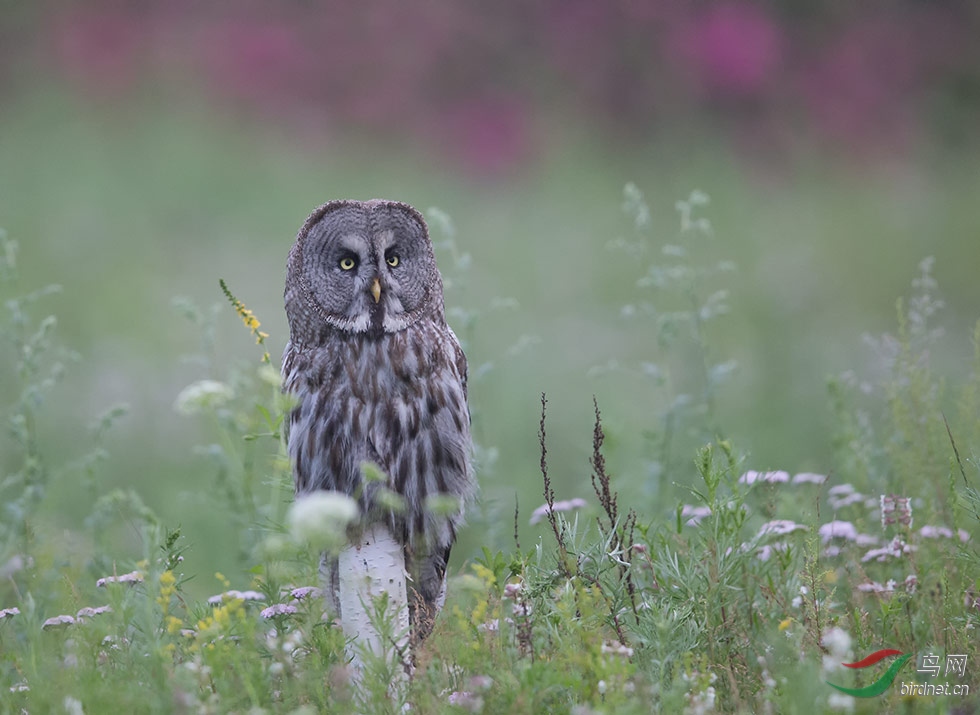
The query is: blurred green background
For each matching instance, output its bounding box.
[1,2,979,596]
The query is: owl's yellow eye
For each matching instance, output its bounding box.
[339,256,356,271]
[386,254,400,267]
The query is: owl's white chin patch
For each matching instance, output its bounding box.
[341,313,372,333]
[382,314,414,332]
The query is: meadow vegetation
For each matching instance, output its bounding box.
[1,184,978,713]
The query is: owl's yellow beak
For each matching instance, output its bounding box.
[370,277,381,304]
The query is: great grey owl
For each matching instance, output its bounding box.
[281,199,473,640]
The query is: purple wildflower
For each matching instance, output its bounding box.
[289,586,322,601]
[681,504,712,526]
[880,494,913,528]
[792,472,828,485]
[260,603,298,619]
[757,520,807,538]
[76,605,112,620]
[42,614,75,630]
[529,498,587,525]
[447,690,484,713]
[739,470,789,485]
[861,536,915,563]
[757,543,789,561]
[96,570,143,587]
[818,520,858,543]
[827,484,864,510]
[503,582,523,600]
[0,607,19,620]
[854,533,879,547]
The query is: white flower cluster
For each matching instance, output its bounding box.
[288,490,359,552]
[173,379,235,416]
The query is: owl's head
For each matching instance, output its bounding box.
[285,199,444,344]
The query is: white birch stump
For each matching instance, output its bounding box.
[338,523,411,693]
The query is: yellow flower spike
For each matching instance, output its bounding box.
[166,616,183,635]
[220,279,270,358]
[778,618,793,631]
[471,563,496,587]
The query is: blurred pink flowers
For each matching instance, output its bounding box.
[24,2,976,172]
[530,497,587,525]
[671,2,782,98]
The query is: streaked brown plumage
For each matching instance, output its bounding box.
[281,199,473,639]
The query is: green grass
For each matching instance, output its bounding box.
[2,86,980,712]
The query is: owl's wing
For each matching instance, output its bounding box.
[279,340,303,453]
[448,327,468,403]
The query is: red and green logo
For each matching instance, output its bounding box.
[826,649,913,698]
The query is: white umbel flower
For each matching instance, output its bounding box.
[288,491,359,552]
[173,380,234,415]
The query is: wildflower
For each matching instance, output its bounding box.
[919,525,969,541]
[0,554,29,579]
[778,618,792,631]
[477,619,499,633]
[880,494,912,528]
[757,543,789,561]
[207,590,265,605]
[601,640,634,658]
[447,691,484,713]
[502,582,523,600]
[0,607,19,620]
[157,570,178,611]
[75,606,111,620]
[288,491,359,552]
[856,581,892,595]
[757,520,807,537]
[529,498,587,525]
[904,574,917,594]
[739,470,789,485]
[42,615,75,630]
[818,520,858,543]
[681,504,712,526]
[9,682,29,693]
[861,536,915,563]
[792,472,827,485]
[828,484,864,510]
[854,533,878,547]
[288,586,322,601]
[257,364,281,388]
[261,604,298,619]
[220,278,269,347]
[63,696,84,715]
[469,675,493,691]
[827,691,855,712]
[174,380,234,416]
[821,627,852,672]
[96,570,143,587]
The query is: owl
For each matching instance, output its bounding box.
[281,199,473,641]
